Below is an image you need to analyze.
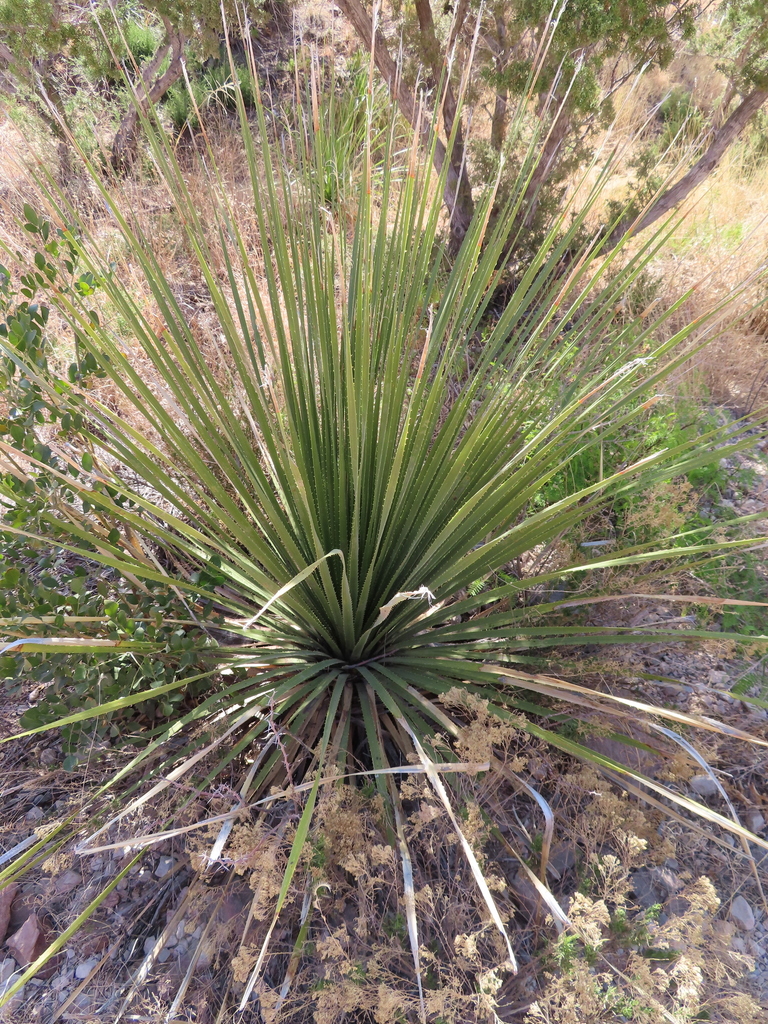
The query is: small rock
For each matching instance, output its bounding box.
[712,919,735,941]
[0,884,18,944]
[0,961,16,985]
[39,748,58,767]
[510,873,541,917]
[708,670,729,687]
[50,972,71,992]
[666,896,690,918]
[731,895,756,932]
[732,935,747,953]
[178,936,215,974]
[631,868,662,910]
[6,914,48,966]
[73,993,91,1010]
[748,812,766,833]
[74,958,99,980]
[24,805,44,823]
[690,774,719,798]
[154,856,176,879]
[157,946,173,964]
[143,936,157,957]
[79,933,109,958]
[650,866,683,894]
[0,968,23,1005]
[54,870,82,896]
[527,758,547,782]
[194,941,214,971]
[217,889,249,925]
[548,843,578,877]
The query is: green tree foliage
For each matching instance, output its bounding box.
[340,0,768,252]
[0,216,218,760]
[0,0,266,163]
[340,0,698,249]
[711,0,768,95]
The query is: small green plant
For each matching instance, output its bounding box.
[550,933,582,972]
[310,835,327,870]
[163,59,257,132]
[383,911,408,944]
[657,88,708,153]
[610,904,662,949]
[292,52,393,210]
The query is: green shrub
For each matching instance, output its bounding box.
[0,538,217,764]
[657,87,708,153]
[123,19,159,64]
[163,59,257,132]
[0,209,220,763]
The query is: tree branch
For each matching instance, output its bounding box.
[612,86,768,244]
[337,0,474,249]
[111,20,186,169]
[413,0,474,246]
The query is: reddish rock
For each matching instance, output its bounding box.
[0,885,18,945]
[53,870,82,896]
[79,932,109,957]
[5,913,48,967]
[7,885,39,934]
[216,887,249,925]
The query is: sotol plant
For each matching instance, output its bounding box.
[1,35,768,1019]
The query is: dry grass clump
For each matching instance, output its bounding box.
[115,737,763,1023]
[609,52,729,142]
[524,767,763,1024]
[592,150,768,414]
[642,151,768,413]
[0,105,288,473]
[2,664,765,1023]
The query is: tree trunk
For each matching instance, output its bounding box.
[413,0,475,251]
[41,66,80,179]
[111,23,186,170]
[337,0,475,251]
[610,86,768,245]
[521,96,571,229]
[0,39,15,72]
[0,47,74,178]
[490,15,508,152]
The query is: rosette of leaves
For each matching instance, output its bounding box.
[1,39,767,1017]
